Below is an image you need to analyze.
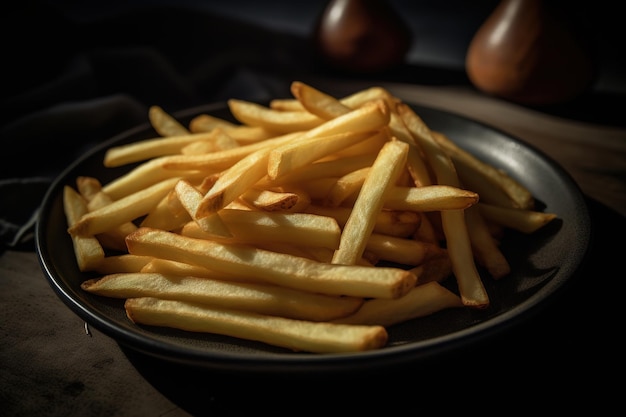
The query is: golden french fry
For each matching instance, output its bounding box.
[305,205,421,238]
[140,258,241,280]
[103,131,223,167]
[269,98,306,111]
[180,127,239,154]
[332,281,463,327]
[160,132,299,172]
[332,139,409,265]
[68,177,180,237]
[149,105,190,137]
[297,99,390,141]
[94,254,153,274]
[271,85,395,112]
[478,202,557,234]
[124,297,388,353]
[238,187,301,211]
[383,185,479,212]
[126,227,417,299]
[188,113,238,132]
[182,209,341,250]
[365,233,447,266]
[432,131,534,210]
[290,80,352,120]
[228,98,326,133]
[465,205,511,280]
[63,185,105,271]
[83,272,364,322]
[398,102,489,308]
[101,156,204,200]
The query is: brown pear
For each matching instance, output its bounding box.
[314,0,412,73]
[466,0,595,105]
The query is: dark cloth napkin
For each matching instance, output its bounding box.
[0,2,324,251]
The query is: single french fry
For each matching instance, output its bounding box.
[432,131,534,210]
[383,185,479,212]
[180,127,239,154]
[140,258,242,281]
[160,132,299,172]
[103,131,223,167]
[332,139,409,265]
[181,209,341,250]
[94,254,153,274]
[189,114,278,142]
[365,233,447,266]
[295,99,390,142]
[271,85,395,112]
[264,185,312,212]
[329,130,388,159]
[228,98,326,133]
[188,113,238,132]
[465,205,511,280]
[63,185,105,271]
[332,281,463,327]
[238,187,301,212]
[149,105,190,137]
[269,98,306,111]
[304,205,421,238]
[101,156,205,200]
[126,227,417,299]
[290,80,352,120]
[124,297,388,353]
[68,177,180,237]
[219,125,277,144]
[398,102,489,308]
[83,272,364,322]
[478,202,557,234]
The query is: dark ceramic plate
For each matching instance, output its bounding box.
[35,102,591,375]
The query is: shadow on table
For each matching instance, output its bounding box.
[120,197,623,415]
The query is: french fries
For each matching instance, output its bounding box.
[82,272,364,322]
[62,80,557,353]
[124,297,388,353]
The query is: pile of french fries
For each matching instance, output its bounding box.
[64,81,557,353]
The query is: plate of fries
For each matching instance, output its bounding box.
[36,82,590,373]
